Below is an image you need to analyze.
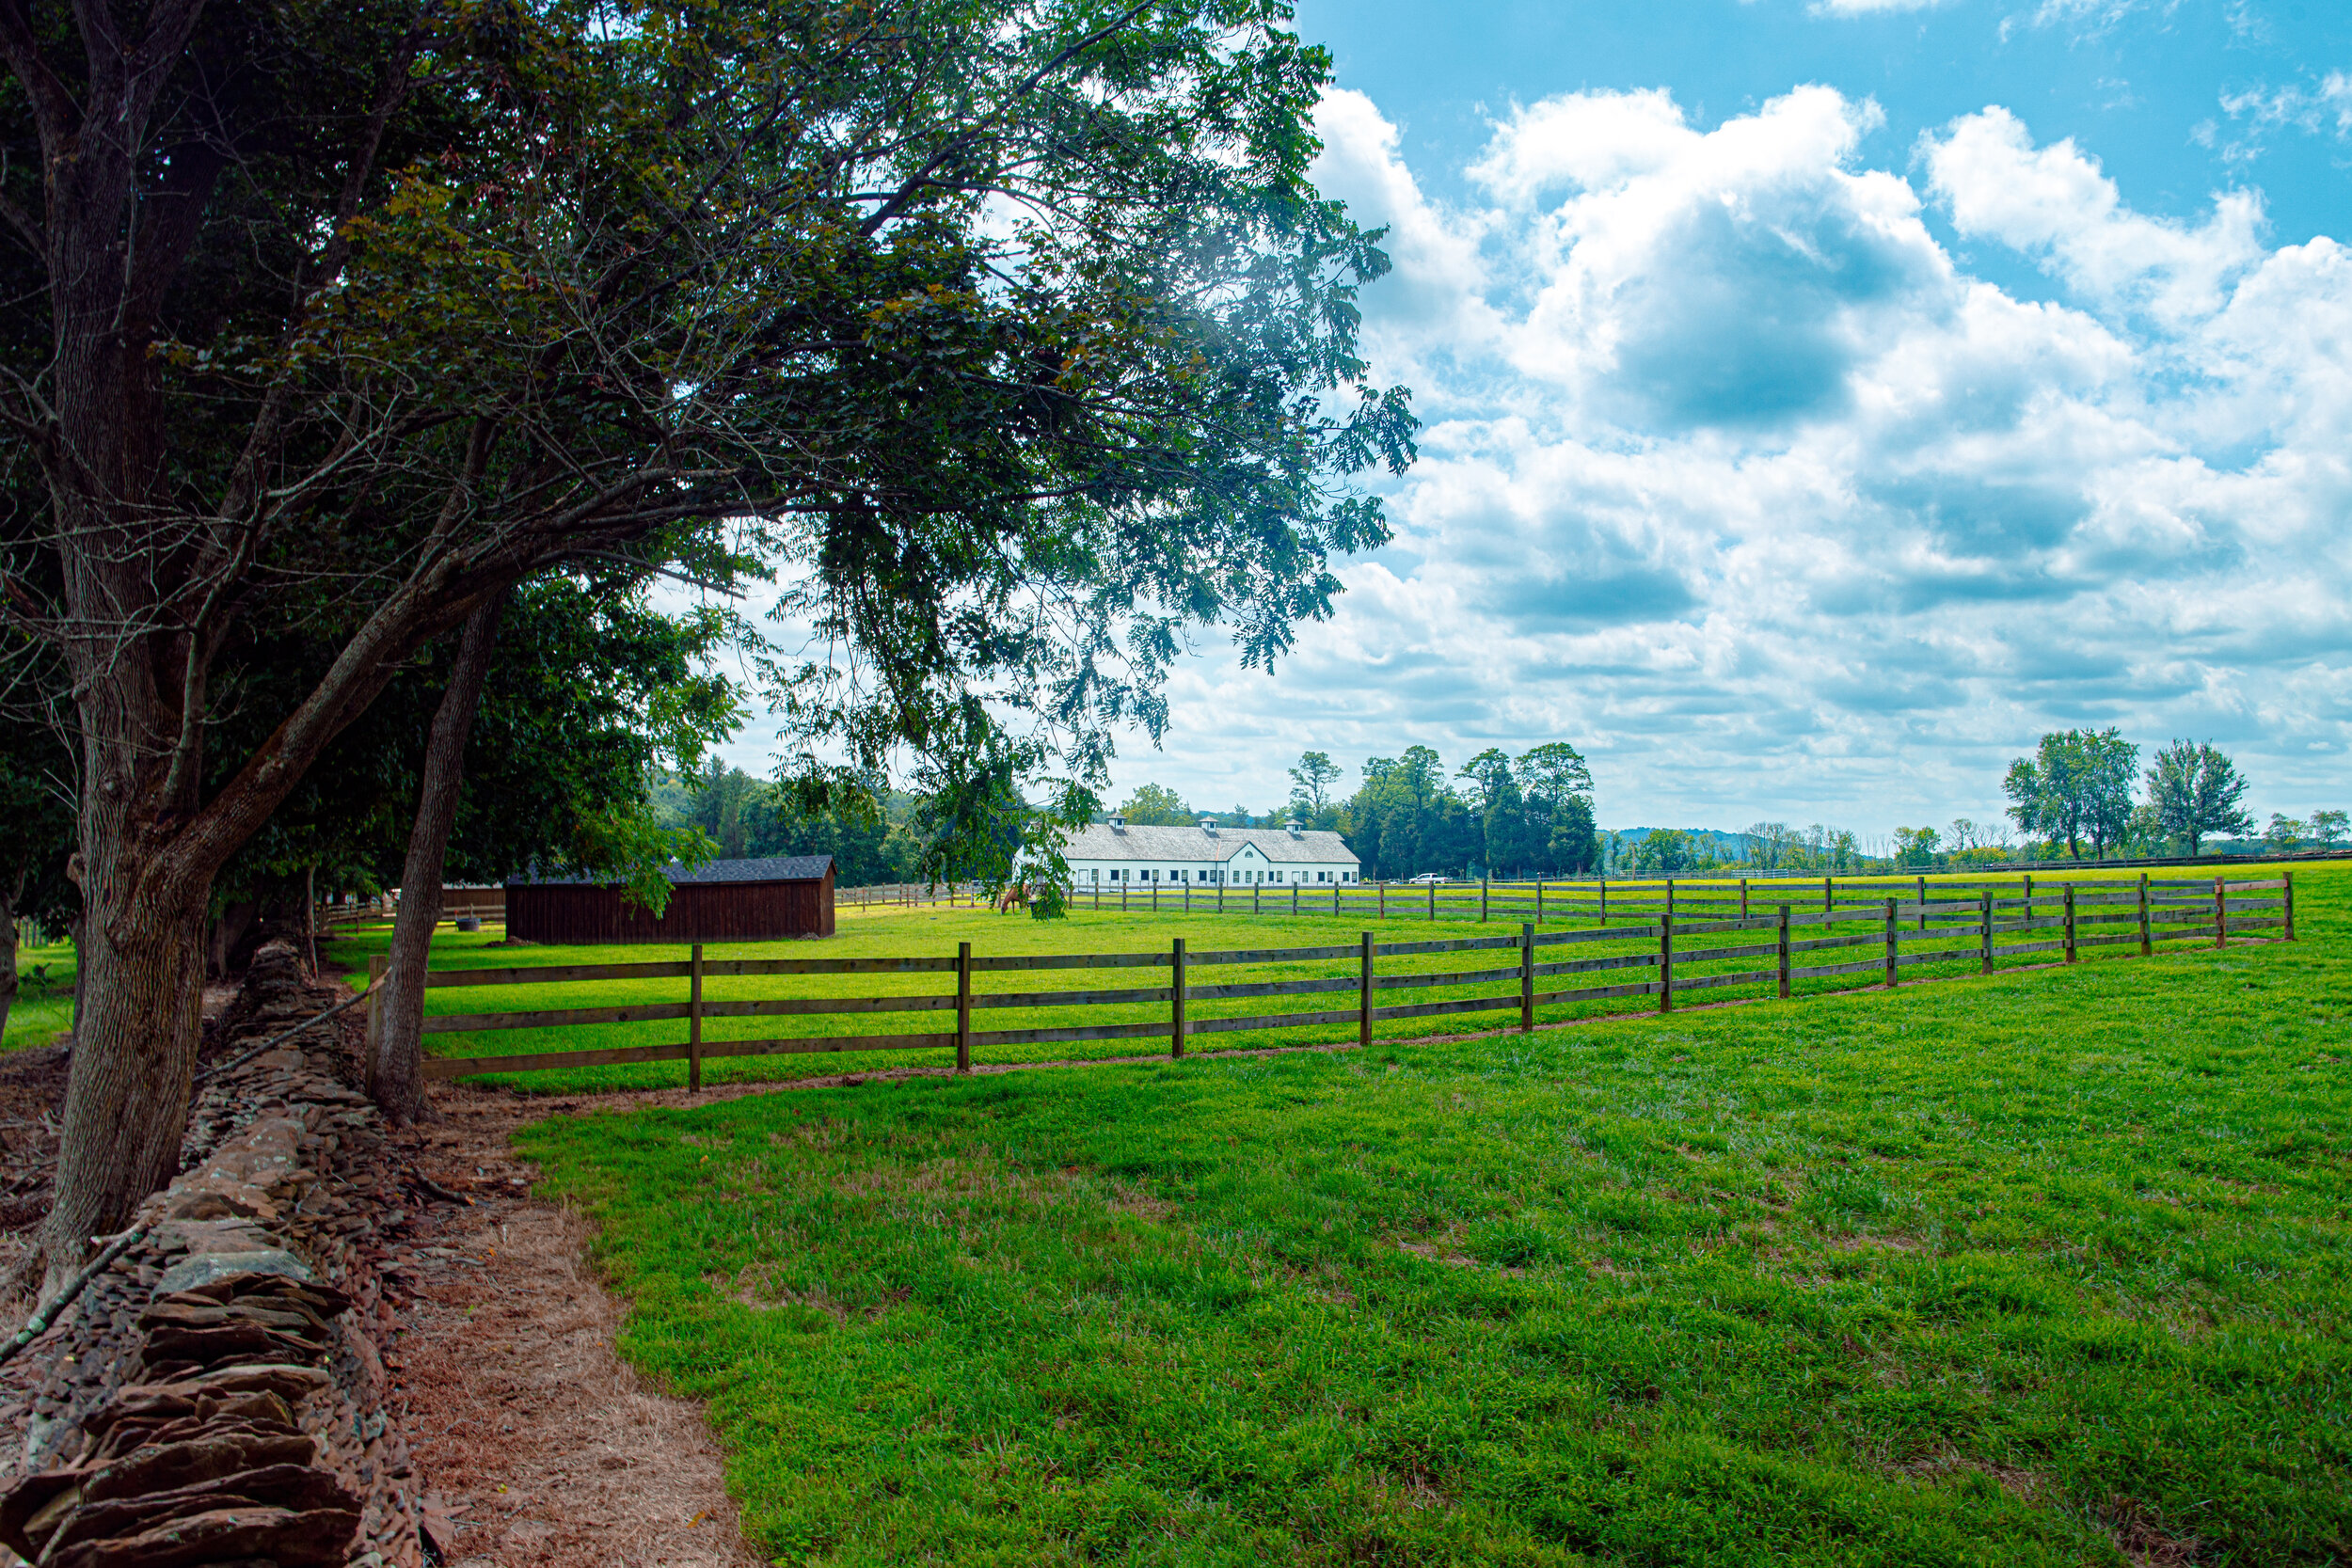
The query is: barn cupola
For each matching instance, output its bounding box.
[1200,817,1218,834]
[1107,814,1127,832]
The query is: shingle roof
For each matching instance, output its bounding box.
[508,854,833,887]
[1061,823,1359,865]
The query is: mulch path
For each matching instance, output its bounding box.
[387,1091,759,1568]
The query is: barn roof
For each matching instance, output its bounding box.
[508,853,834,887]
[1060,823,1359,864]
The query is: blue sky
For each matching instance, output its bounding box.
[1115,0,2352,837]
[718,0,2352,842]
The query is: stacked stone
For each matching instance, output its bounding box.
[3,942,434,1568]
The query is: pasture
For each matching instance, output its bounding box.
[511,862,2351,1565]
[2,938,74,1053]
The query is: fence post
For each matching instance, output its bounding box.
[1740,879,1748,921]
[1122,880,1129,912]
[1153,880,1160,913]
[1822,877,1832,914]
[1883,898,1898,989]
[1170,937,1186,1057]
[2284,871,2296,942]
[1291,882,1299,916]
[1536,880,1545,925]
[1380,882,1387,919]
[1359,931,1374,1048]
[2139,874,2152,957]
[1428,880,1436,921]
[1480,876,1488,923]
[1520,922,1534,1034]
[1777,905,1791,999]
[1659,915,1674,1014]
[1184,881,1191,915]
[1916,875,1928,932]
[688,942,705,1093]
[1980,891,1994,975]
[2063,885,2077,964]
[956,942,973,1074]
[2214,877,2227,949]
[1598,879,1608,927]
[1666,879,1676,922]
[1251,881,1259,915]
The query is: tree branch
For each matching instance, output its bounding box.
[0,0,77,150]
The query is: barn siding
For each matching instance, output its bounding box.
[508,866,834,943]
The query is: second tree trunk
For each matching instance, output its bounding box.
[370,594,505,1123]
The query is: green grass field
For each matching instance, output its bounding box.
[332,867,2284,1095]
[516,863,2349,1565]
[3,939,74,1053]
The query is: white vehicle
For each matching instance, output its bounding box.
[1405,872,1450,884]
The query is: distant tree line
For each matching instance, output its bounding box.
[1870,732,2329,870]
[1093,729,2332,888]
[1989,733,2273,863]
[660,763,942,888]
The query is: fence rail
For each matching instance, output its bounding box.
[374,873,2296,1085]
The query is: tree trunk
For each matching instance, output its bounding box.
[69,911,85,1043]
[372,595,505,1123]
[37,840,211,1299]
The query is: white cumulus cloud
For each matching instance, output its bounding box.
[1106,87,2352,834]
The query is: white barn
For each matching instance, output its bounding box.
[1057,816,1361,889]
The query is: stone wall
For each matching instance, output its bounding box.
[1,942,434,1567]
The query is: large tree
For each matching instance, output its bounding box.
[1114,784,1195,826]
[1341,746,1475,880]
[2144,740,2254,854]
[1515,741,1598,875]
[2003,726,2138,861]
[1287,751,1342,818]
[0,0,1412,1286]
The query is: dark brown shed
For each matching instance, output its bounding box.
[504,855,835,943]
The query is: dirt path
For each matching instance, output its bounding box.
[390,1094,760,1568]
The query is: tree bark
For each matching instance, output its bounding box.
[36,819,213,1298]
[372,594,506,1123]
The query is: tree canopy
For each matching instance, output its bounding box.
[2144,740,2255,853]
[2002,729,2138,860]
[1342,743,1598,879]
[0,0,1415,1280]
[664,762,933,887]
[1287,752,1343,816]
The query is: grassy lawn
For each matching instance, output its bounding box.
[4,939,74,1053]
[516,863,2349,1566]
[333,866,2287,1095]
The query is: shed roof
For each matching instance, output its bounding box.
[1061,823,1358,865]
[508,854,834,888]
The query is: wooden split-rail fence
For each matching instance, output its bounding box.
[1075,869,2297,925]
[375,873,2294,1087]
[842,881,985,910]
